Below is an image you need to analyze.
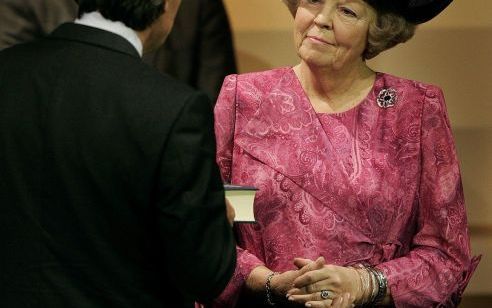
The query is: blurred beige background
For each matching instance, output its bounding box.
[223,0,492,299]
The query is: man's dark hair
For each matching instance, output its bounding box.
[77,0,166,31]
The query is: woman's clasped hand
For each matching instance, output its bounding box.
[265,256,387,307]
[287,257,358,307]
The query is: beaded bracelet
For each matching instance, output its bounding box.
[265,272,279,306]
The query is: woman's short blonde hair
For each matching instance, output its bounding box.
[282,0,416,59]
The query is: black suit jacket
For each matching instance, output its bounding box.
[0,23,236,307]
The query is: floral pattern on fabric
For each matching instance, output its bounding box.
[212,67,479,307]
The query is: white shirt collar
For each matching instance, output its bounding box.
[74,11,143,57]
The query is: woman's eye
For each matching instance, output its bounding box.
[339,7,357,17]
[305,0,323,5]
[300,0,325,8]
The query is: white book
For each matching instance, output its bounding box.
[224,184,258,223]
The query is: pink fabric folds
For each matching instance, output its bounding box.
[212,67,479,307]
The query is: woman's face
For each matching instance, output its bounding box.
[294,0,376,70]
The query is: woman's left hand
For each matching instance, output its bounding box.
[286,258,360,307]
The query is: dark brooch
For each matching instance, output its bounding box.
[376,88,398,108]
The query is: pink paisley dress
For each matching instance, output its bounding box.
[213,67,480,307]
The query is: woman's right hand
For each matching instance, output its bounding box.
[286,258,361,307]
[245,257,326,306]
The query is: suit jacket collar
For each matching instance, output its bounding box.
[49,23,140,58]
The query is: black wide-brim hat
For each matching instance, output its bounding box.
[365,0,453,24]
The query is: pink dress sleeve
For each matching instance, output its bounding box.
[376,86,480,307]
[211,75,265,307]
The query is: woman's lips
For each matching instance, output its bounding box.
[307,35,332,45]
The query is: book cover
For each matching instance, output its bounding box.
[224,184,258,223]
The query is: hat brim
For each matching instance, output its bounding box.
[404,0,453,24]
[284,0,453,24]
[365,0,453,24]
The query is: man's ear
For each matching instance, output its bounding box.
[149,0,169,11]
[153,0,167,12]
[163,0,168,13]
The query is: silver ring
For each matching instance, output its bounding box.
[320,289,330,300]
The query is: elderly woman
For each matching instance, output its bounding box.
[212,0,480,307]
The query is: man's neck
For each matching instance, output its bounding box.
[75,11,143,57]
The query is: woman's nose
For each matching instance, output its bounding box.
[313,5,334,30]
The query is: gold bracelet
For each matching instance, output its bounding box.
[352,267,367,305]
